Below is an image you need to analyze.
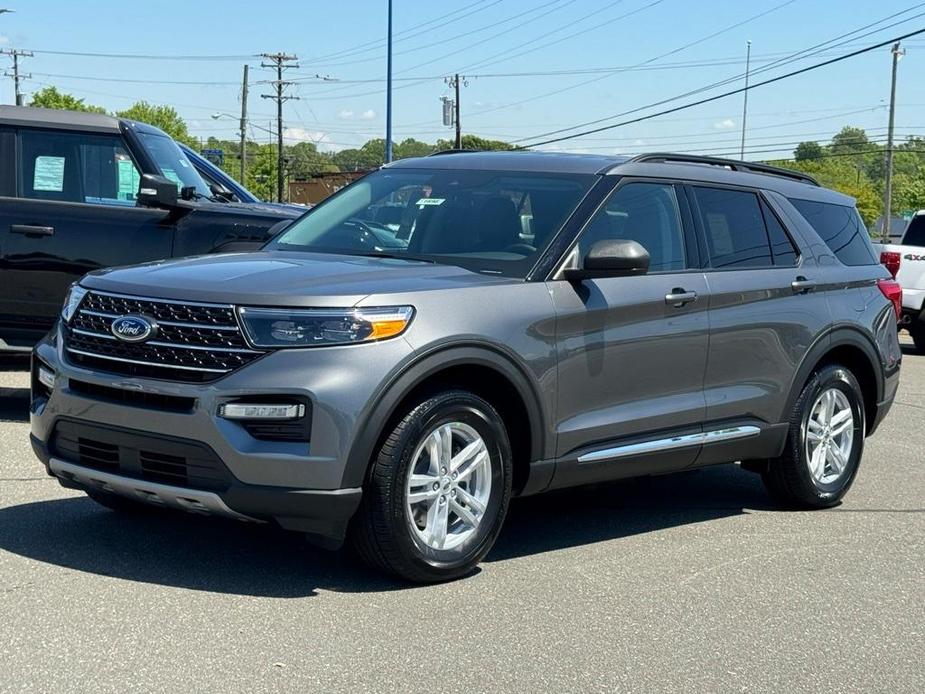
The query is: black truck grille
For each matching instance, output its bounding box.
[64,290,264,382]
[52,420,233,492]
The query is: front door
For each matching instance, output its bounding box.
[0,127,171,344]
[550,180,710,484]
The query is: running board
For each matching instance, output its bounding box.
[577,425,761,464]
[50,458,263,522]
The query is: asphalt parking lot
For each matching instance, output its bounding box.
[0,344,922,693]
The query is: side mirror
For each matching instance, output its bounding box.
[563,239,650,280]
[209,181,238,202]
[137,173,179,209]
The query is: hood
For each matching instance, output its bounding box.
[82,251,513,307]
[198,199,304,219]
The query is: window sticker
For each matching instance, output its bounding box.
[117,157,140,200]
[416,197,445,206]
[33,156,66,192]
[161,168,183,189]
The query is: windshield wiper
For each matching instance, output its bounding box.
[352,251,436,263]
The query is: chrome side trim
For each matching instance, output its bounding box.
[87,288,235,309]
[66,348,230,374]
[577,425,761,464]
[50,458,262,522]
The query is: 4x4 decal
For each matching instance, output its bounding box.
[904,254,925,261]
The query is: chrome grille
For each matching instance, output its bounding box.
[64,290,264,382]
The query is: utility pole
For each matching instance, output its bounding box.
[260,52,299,203]
[1,48,32,106]
[385,0,393,163]
[882,41,904,241]
[446,74,467,149]
[740,40,751,160]
[239,64,248,183]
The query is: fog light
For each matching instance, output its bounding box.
[219,403,305,420]
[38,366,55,391]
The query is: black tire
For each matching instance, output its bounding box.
[910,325,925,353]
[351,390,512,583]
[85,490,159,514]
[762,364,865,509]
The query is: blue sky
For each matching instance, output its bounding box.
[2,0,924,159]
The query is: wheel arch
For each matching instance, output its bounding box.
[341,342,548,494]
[784,327,883,435]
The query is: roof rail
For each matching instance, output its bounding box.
[627,153,819,186]
[428,148,482,156]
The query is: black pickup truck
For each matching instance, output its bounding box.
[0,106,302,352]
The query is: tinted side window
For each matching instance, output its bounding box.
[902,215,925,247]
[788,198,877,266]
[19,129,140,206]
[0,129,13,196]
[579,182,686,272]
[692,186,772,269]
[760,199,799,266]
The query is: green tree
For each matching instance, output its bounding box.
[435,134,515,152]
[116,101,198,148]
[830,126,871,155]
[794,140,823,162]
[29,86,107,113]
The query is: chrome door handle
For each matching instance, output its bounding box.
[11,224,54,237]
[791,277,816,294]
[665,289,698,307]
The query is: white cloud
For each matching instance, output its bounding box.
[360,109,376,120]
[283,127,336,151]
[714,118,736,130]
[337,109,354,120]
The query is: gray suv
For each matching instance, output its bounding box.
[30,152,902,582]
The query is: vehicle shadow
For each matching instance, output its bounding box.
[0,355,29,372]
[0,388,29,423]
[0,465,774,597]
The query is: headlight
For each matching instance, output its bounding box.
[61,284,88,324]
[238,306,414,348]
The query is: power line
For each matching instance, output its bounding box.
[517,4,925,143]
[25,49,256,61]
[519,27,925,149]
[1,48,32,105]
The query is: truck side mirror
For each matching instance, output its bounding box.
[137,173,179,209]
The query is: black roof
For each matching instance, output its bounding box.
[0,105,168,137]
[388,149,850,204]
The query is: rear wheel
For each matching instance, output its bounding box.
[762,364,865,508]
[351,390,512,583]
[909,324,925,353]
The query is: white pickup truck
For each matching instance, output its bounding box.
[875,210,925,350]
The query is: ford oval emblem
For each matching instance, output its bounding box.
[110,315,157,343]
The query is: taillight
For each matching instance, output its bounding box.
[877,278,902,320]
[880,251,901,279]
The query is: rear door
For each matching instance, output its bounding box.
[687,184,830,464]
[0,127,171,342]
[550,179,710,483]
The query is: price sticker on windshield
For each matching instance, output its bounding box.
[416,198,445,206]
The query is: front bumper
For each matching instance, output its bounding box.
[30,324,414,545]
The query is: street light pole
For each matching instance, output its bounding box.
[385,0,393,163]
[740,40,751,160]
[882,41,904,242]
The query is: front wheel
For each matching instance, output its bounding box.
[762,364,865,508]
[351,390,512,583]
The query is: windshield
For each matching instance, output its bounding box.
[138,132,211,198]
[269,167,595,277]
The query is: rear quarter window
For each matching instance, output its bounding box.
[901,215,925,247]
[788,198,877,266]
